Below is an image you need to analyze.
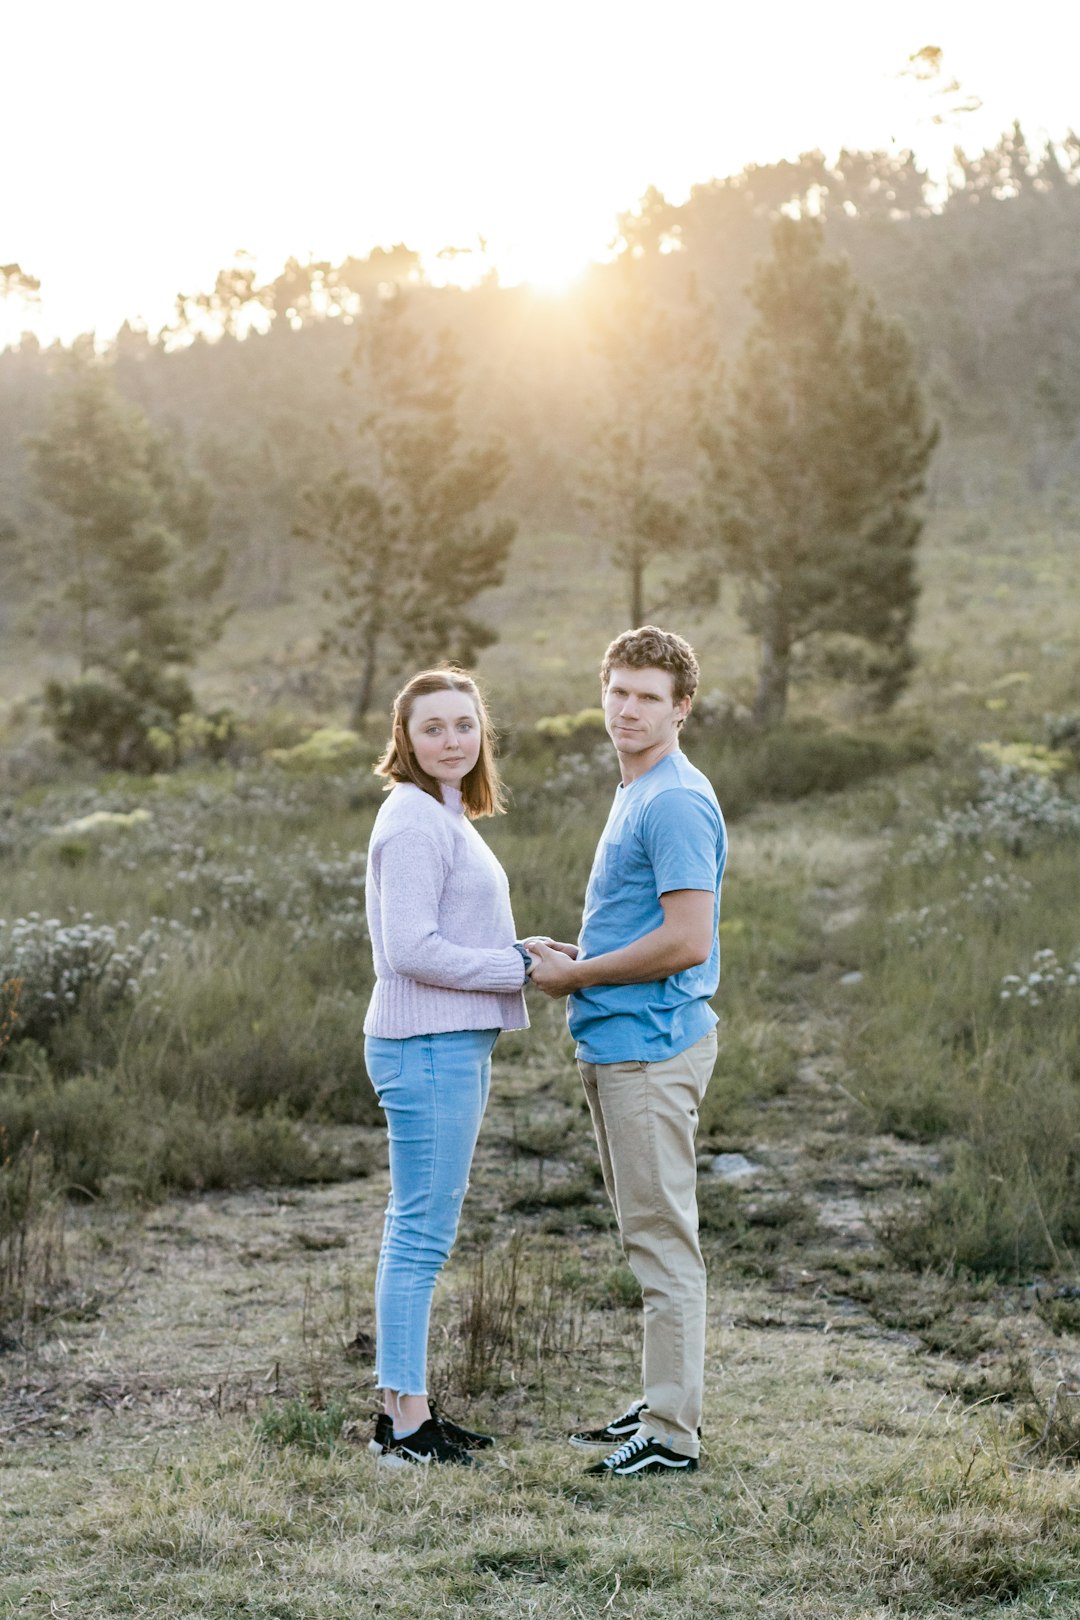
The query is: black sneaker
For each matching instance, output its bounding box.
[368,1414,474,1468]
[370,1412,393,1454]
[584,1433,698,1477]
[568,1398,646,1448]
[430,1400,495,1450]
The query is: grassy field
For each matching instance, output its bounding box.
[3,778,1080,1615]
[2,499,1080,1616]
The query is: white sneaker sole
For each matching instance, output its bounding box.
[369,1440,424,1468]
[568,1430,639,1449]
[608,1456,695,1474]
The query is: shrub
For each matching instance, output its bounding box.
[1046,712,1080,763]
[0,1074,325,1198]
[878,1127,1080,1279]
[693,719,935,821]
[999,945,1080,1007]
[45,656,195,773]
[432,1237,591,1400]
[533,708,606,742]
[698,1016,797,1140]
[535,744,613,804]
[978,741,1072,778]
[153,709,244,769]
[146,1106,324,1195]
[267,728,367,771]
[903,765,1080,863]
[0,913,176,1051]
[1016,1378,1080,1466]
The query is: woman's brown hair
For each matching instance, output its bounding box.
[374,668,507,818]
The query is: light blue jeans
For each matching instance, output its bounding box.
[364,1028,498,1395]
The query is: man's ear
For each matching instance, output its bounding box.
[677,697,692,729]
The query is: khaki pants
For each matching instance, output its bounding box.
[577,1028,716,1458]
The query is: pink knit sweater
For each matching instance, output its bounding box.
[363,781,529,1039]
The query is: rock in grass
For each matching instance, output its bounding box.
[709,1152,763,1180]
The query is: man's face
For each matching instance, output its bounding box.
[602,664,690,758]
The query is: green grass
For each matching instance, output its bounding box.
[255,1393,348,1455]
[842,776,1080,1276]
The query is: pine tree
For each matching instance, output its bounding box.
[581,259,703,628]
[27,359,224,767]
[28,360,222,674]
[700,218,938,726]
[298,296,516,723]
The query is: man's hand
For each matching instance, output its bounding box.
[527,940,583,998]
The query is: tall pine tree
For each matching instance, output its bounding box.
[701,217,938,725]
[298,296,516,723]
[27,359,224,767]
[581,258,702,628]
[28,359,222,674]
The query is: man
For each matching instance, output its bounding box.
[529,625,726,1478]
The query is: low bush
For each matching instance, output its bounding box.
[693,718,936,820]
[0,1072,326,1197]
[0,716,923,1213]
[903,764,1080,862]
[45,656,195,773]
[0,911,176,1050]
[503,714,932,828]
[1046,711,1080,763]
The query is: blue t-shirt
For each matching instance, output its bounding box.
[568,750,727,1063]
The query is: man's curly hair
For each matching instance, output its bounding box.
[600,625,700,705]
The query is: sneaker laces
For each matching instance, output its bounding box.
[604,1433,650,1468]
[612,1399,646,1427]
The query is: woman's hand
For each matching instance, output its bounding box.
[523,937,579,960]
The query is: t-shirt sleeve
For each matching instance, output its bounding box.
[639,789,725,898]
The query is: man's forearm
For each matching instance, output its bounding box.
[562,925,705,989]
[528,891,715,998]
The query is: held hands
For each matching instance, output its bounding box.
[522,937,581,998]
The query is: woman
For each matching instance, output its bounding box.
[362,668,534,1467]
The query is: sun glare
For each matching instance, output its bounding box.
[500,239,595,296]
[428,233,598,298]
[9,4,1080,344]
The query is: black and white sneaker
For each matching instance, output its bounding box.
[368,1414,474,1467]
[568,1399,647,1448]
[584,1433,698,1477]
[430,1400,495,1450]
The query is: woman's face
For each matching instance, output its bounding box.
[406,689,483,787]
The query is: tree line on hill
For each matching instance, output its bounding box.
[1,127,1078,761]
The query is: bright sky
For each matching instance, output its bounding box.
[4,0,1078,346]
